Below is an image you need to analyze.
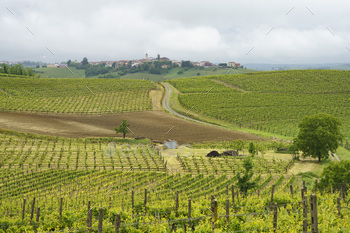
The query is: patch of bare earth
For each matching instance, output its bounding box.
[0,111,263,144]
[149,85,163,111]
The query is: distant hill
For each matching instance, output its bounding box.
[244,63,350,71]
[34,66,256,80]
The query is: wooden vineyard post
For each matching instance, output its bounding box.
[188,198,192,229]
[115,213,121,233]
[314,180,317,194]
[310,194,318,233]
[231,185,235,211]
[303,195,307,233]
[290,185,293,197]
[211,199,218,232]
[98,207,103,233]
[144,188,147,213]
[301,188,304,199]
[270,185,274,208]
[302,181,307,195]
[34,207,40,233]
[22,198,26,222]
[226,198,230,223]
[226,184,229,197]
[87,201,92,232]
[273,203,277,232]
[59,197,63,220]
[30,197,36,222]
[337,197,341,216]
[175,190,179,217]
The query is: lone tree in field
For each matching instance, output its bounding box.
[114,120,130,139]
[294,113,343,162]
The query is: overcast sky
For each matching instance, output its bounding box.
[1,0,350,64]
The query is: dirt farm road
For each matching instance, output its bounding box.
[161,82,224,128]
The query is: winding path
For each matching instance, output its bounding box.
[332,152,341,162]
[161,82,223,128]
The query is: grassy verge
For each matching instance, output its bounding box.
[0,128,150,144]
[336,147,350,160]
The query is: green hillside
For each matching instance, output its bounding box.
[34,66,256,81]
[35,67,86,78]
[0,77,157,114]
[168,70,350,139]
[102,67,256,81]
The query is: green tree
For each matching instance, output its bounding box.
[236,157,256,196]
[67,59,72,66]
[248,142,257,156]
[114,120,130,139]
[9,64,25,75]
[181,61,194,68]
[0,63,9,73]
[294,113,343,162]
[256,143,267,157]
[233,139,245,154]
[318,160,350,193]
[81,57,89,66]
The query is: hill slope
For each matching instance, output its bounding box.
[34,67,256,81]
[168,70,350,139]
[0,77,157,114]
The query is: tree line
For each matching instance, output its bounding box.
[0,63,35,76]
[66,57,200,78]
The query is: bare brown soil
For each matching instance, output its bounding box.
[0,111,263,144]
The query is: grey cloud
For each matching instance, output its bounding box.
[1,0,350,63]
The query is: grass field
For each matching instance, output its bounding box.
[35,67,86,78]
[0,77,157,114]
[167,70,350,140]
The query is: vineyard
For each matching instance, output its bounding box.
[0,132,350,232]
[0,77,157,114]
[1,69,350,232]
[167,70,350,139]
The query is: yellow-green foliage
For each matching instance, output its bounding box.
[168,70,350,138]
[0,77,157,113]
